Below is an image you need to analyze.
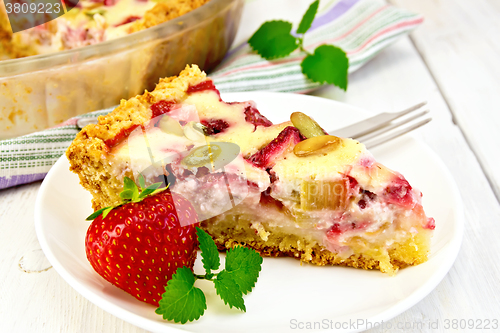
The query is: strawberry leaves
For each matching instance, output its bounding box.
[120,176,139,200]
[137,173,146,190]
[248,0,349,90]
[138,182,163,199]
[86,206,113,221]
[156,228,263,323]
[120,176,163,201]
[86,175,164,221]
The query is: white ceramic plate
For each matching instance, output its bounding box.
[35,92,464,333]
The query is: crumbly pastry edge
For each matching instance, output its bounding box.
[66,64,207,210]
[201,220,432,275]
[130,0,211,32]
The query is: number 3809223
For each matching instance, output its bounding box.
[5,2,61,14]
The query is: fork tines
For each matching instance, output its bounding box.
[331,102,431,149]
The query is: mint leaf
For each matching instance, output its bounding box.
[301,44,349,90]
[248,21,299,59]
[224,246,263,295]
[196,227,220,274]
[297,0,319,34]
[156,266,207,324]
[154,233,264,323]
[213,270,246,311]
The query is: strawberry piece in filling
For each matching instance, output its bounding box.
[114,16,141,27]
[326,220,370,238]
[358,190,376,210]
[187,80,221,99]
[383,175,414,208]
[151,100,175,118]
[425,217,436,230]
[201,119,230,135]
[248,126,301,169]
[244,105,273,129]
[104,124,139,148]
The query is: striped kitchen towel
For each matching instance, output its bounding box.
[0,0,422,190]
[212,0,422,92]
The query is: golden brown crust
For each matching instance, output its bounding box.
[130,0,210,32]
[66,64,207,210]
[202,223,431,275]
[79,64,206,144]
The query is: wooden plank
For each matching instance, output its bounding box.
[314,36,500,331]
[388,0,500,201]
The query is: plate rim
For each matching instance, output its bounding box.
[35,91,464,333]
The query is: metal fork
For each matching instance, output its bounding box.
[77,102,431,149]
[329,101,431,148]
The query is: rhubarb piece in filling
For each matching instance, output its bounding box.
[67,65,434,275]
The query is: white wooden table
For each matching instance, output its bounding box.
[1,0,500,332]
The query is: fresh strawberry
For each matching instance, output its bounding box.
[248,126,301,169]
[85,177,198,306]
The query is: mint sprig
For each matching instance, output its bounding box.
[248,0,349,90]
[224,246,263,295]
[86,175,164,221]
[155,267,207,324]
[156,228,263,323]
[213,270,246,311]
[301,44,349,89]
[197,225,221,275]
[248,21,299,59]
[297,0,319,34]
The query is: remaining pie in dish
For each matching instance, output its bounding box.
[67,65,435,275]
[0,0,209,59]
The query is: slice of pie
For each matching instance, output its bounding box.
[67,65,435,275]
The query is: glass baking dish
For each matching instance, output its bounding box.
[0,0,244,139]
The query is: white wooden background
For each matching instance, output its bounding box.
[1,0,500,332]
